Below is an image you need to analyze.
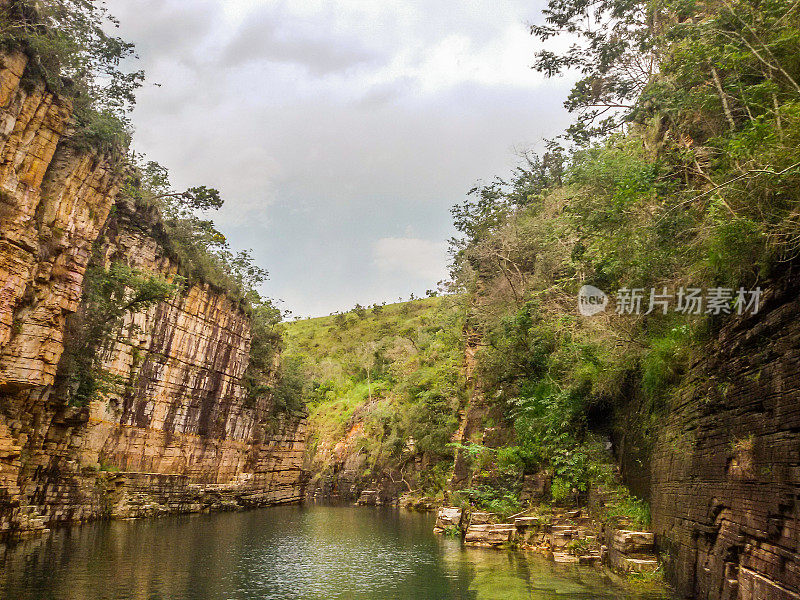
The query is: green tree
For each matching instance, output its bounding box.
[1,0,144,109]
[243,299,283,404]
[530,0,658,143]
[0,0,145,149]
[60,260,179,406]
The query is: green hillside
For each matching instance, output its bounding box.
[282,296,465,495]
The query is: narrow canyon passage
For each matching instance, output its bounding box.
[3,1,800,598]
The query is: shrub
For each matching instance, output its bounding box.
[60,259,179,406]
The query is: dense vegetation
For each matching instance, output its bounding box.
[283,297,466,496]
[446,0,800,515]
[288,0,800,522]
[16,0,800,523]
[0,0,143,151]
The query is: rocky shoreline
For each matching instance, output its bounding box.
[433,505,659,574]
[349,486,660,576]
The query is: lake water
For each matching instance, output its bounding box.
[0,505,675,600]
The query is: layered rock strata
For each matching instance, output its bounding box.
[0,51,305,539]
[647,270,800,600]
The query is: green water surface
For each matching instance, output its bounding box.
[0,505,676,600]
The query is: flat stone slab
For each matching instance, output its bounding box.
[611,530,655,554]
[356,490,379,505]
[433,506,463,533]
[608,547,659,573]
[464,523,516,546]
[553,552,580,564]
[550,525,578,534]
[469,511,498,525]
[514,516,543,528]
[618,556,659,573]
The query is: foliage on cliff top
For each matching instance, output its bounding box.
[0,0,144,152]
[125,159,271,303]
[283,296,466,496]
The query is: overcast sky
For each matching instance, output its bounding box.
[106,0,576,317]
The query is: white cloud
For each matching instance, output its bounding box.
[373,237,449,283]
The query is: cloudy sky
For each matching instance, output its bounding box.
[106,0,576,317]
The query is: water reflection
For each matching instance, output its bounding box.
[437,533,670,600]
[0,505,674,600]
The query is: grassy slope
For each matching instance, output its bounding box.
[283,296,465,494]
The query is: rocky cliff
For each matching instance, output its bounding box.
[443,264,800,599]
[640,270,800,600]
[0,50,305,539]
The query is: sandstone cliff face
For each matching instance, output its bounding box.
[0,50,120,390]
[74,195,306,500]
[304,418,404,504]
[0,50,123,532]
[0,51,305,538]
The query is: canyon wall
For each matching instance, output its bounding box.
[612,269,800,600]
[0,51,305,538]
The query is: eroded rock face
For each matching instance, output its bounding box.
[0,51,121,389]
[645,268,800,599]
[65,196,307,491]
[303,418,409,504]
[0,51,124,530]
[0,51,305,538]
